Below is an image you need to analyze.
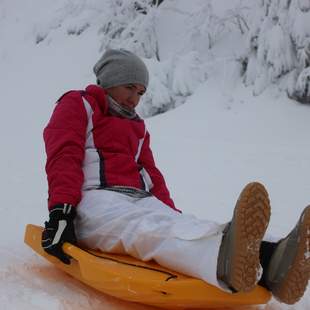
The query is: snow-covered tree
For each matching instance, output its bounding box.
[138,52,208,117]
[98,0,160,60]
[186,1,225,50]
[184,0,251,53]
[96,0,209,117]
[241,0,310,103]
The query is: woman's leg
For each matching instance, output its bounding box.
[258,206,310,304]
[75,182,271,293]
[75,189,225,289]
[258,241,277,289]
[216,182,270,292]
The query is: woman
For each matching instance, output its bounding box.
[42,49,310,305]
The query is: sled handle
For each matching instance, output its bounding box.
[62,242,88,263]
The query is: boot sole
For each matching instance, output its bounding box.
[272,206,310,304]
[229,182,271,292]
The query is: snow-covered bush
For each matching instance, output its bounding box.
[241,0,310,103]
[290,66,310,103]
[185,1,226,51]
[138,52,208,117]
[183,0,251,55]
[31,0,310,113]
[47,0,210,117]
[33,0,158,59]
[97,0,160,60]
[32,0,105,43]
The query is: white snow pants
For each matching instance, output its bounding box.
[75,190,226,289]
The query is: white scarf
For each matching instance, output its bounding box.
[108,95,138,119]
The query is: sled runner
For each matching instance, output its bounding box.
[24,224,271,309]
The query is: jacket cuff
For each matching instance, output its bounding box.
[48,195,80,210]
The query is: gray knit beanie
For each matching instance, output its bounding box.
[93,49,149,89]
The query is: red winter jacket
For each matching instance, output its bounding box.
[44,84,179,212]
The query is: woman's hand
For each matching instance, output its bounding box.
[41,203,77,264]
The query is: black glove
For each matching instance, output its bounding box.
[42,203,77,264]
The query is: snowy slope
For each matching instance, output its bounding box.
[0,1,310,309]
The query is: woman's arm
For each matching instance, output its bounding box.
[43,91,88,209]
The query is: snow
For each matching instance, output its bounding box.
[243,0,310,100]
[0,0,310,309]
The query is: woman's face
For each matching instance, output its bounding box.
[106,83,146,110]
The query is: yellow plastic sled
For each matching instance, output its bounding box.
[24,224,271,309]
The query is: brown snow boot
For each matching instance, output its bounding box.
[265,205,310,304]
[217,182,271,292]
